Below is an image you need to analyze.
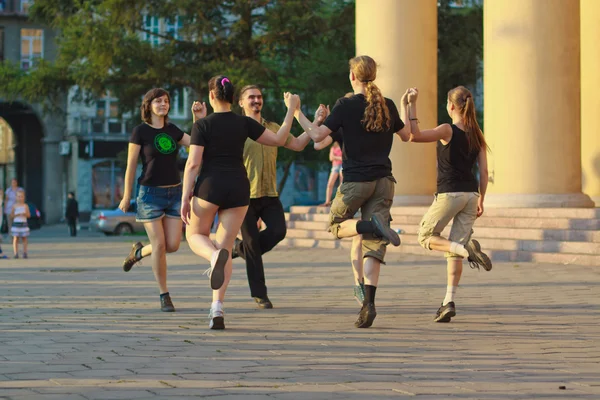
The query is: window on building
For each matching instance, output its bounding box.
[143,15,160,47]
[165,16,182,40]
[0,28,4,63]
[20,29,43,70]
[170,88,188,119]
[92,95,124,134]
[20,0,32,13]
[0,1,6,13]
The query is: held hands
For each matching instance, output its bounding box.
[314,104,329,124]
[192,101,207,120]
[401,88,410,107]
[284,92,301,112]
[118,196,131,212]
[408,87,419,104]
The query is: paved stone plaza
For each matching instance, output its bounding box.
[1,227,599,399]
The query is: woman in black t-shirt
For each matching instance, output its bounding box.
[180,75,299,330]
[294,55,412,329]
[407,85,492,323]
[118,88,205,313]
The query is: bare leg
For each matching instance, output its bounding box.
[186,198,219,261]
[143,219,168,294]
[323,171,339,205]
[363,256,381,287]
[13,237,18,256]
[211,206,249,302]
[350,235,363,284]
[163,217,183,254]
[22,237,28,254]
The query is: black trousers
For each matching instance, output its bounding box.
[67,218,77,237]
[236,196,287,298]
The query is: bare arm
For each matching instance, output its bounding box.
[408,102,452,143]
[118,144,141,212]
[180,144,204,225]
[477,148,488,217]
[256,107,296,147]
[24,205,31,219]
[313,135,333,151]
[295,110,332,142]
[396,103,411,142]
[284,132,311,151]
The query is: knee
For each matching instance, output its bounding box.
[153,240,167,254]
[166,241,180,253]
[271,225,287,242]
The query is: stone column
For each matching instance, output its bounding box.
[581,0,600,206]
[356,0,438,205]
[484,0,593,207]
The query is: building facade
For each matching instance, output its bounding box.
[0,4,194,222]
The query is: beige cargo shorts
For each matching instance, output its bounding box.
[417,192,479,259]
[329,176,395,263]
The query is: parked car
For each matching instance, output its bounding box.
[89,201,144,235]
[27,202,43,230]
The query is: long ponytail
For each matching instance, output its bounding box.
[349,55,391,132]
[448,86,488,153]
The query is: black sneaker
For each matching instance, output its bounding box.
[434,302,456,323]
[355,303,377,328]
[231,238,242,260]
[465,239,492,271]
[371,215,401,246]
[253,296,273,309]
[123,242,143,272]
[160,293,175,312]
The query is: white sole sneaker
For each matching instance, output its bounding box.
[209,306,225,330]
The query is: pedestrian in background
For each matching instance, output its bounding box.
[65,192,79,237]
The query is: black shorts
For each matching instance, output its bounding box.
[194,171,250,209]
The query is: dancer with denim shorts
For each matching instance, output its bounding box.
[119,88,205,312]
[407,85,492,323]
[293,56,412,328]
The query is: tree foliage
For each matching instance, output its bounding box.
[437,0,483,126]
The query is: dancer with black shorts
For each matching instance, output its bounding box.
[294,56,411,328]
[181,75,299,329]
[231,85,326,309]
[407,86,492,323]
[119,88,204,312]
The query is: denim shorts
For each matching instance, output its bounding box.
[331,164,343,174]
[136,185,182,223]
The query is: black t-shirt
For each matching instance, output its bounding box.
[330,129,343,149]
[130,122,185,186]
[323,94,404,182]
[437,124,479,193]
[191,112,266,175]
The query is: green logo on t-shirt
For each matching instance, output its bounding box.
[154,133,176,154]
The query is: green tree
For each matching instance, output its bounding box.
[437,0,483,126]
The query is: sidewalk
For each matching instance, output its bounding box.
[0,233,599,399]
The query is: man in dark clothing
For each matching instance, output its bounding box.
[65,192,79,237]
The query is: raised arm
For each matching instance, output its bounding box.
[179,101,207,147]
[477,148,488,217]
[285,104,328,151]
[397,90,412,142]
[118,143,141,212]
[295,109,332,142]
[180,144,204,225]
[408,89,452,143]
[256,93,299,147]
[313,135,333,151]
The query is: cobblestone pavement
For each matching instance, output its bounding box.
[0,226,599,399]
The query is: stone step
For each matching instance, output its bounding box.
[286,214,600,231]
[290,205,600,219]
[278,237,600,266]
[285,229,600,255]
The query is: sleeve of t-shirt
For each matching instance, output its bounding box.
[330,129,343,145]
[323,98,344,133]
[388,100,405,132]
[129,125,143,145]
[246,117,267,141]
[190,120,208,146]
[169,123,185,142]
